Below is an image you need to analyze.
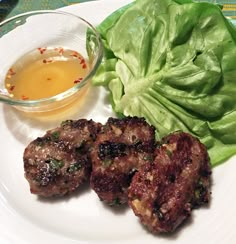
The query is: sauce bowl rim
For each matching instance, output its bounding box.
[0,10,103,108]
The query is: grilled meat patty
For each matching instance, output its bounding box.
[24,119,101,197]
[90,117,156,205]
[128,131,211,233]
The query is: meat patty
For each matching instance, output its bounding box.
[90,117,156,205]
[128,131,211,233]
[24,119,101,197]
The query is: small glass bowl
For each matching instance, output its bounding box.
[0,10,103,112]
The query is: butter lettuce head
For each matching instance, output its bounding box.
[88,0,236,166]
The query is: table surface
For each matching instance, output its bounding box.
[0,0,236,22]
[0,0,93,21]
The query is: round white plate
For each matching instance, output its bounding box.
[1,0,236,243]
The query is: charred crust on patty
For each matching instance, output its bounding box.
[128,131,211,233]
[90,116,156,205]
[23,116,212,234]
[23,119,101,197]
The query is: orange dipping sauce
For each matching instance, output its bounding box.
[5,47,89,100]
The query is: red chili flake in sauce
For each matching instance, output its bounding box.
[74,78,83,84]
[58,47,64,54]
[38,47,47,55]
[70,51,80,58]
[9,85,15,91]
[22,95,29,100]
[80,59,85,64]
[80,59,87,69]
[6,68,16,79]
[9,68,16,75]
[43,59,53,64]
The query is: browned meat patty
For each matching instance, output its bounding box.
[90,117,156,205]
[24,119,101,197]
[128,131,211,233]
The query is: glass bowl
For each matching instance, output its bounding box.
[0,10,103,113]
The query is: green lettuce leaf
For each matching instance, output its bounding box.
[89,0,236,166]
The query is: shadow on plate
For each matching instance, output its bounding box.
[37,181,130,216]
[132,215,194,241]
[37,181,92,204]
[137,198,212,241]
[2,85,100,145]
[99,200,130,215]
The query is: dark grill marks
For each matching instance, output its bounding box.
[23,117,212,234]
[90,116,156,205]
[128,131,211,233]
[98,142,127,160]
[23,119,102,197]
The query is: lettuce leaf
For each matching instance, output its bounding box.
[89,0,236,166]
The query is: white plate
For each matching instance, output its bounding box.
[1,0,236,243]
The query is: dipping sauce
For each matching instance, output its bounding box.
[4,47,89,100]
